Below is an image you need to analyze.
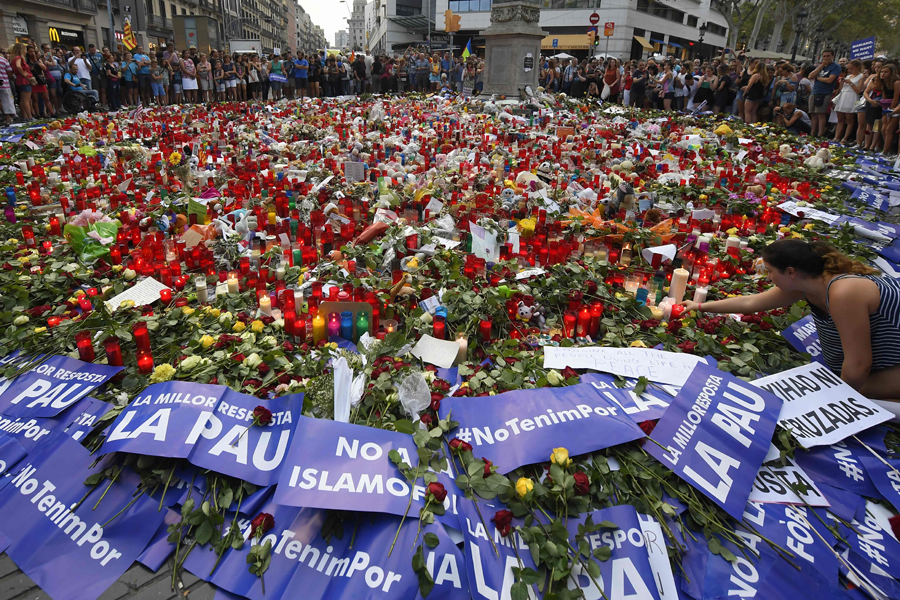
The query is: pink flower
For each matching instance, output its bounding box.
[70,209,112,228]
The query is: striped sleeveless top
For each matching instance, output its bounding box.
[810,274,900,374]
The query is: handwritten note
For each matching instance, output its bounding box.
[410,335,460,369]
[469,222,500,262]
[343,162,365,183]
[543,347,708,386]
[105,277,170,311]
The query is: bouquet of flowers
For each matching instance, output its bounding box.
[62,209,119,264]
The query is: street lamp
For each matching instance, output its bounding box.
[812,25,824,61]
[790,8,808,63]
[762,35,770,51]
[698,22,707,60]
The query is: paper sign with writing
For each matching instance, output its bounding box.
[105,277,169,311]
[545,347,708,387]
[343,161,365,183]
[0,355,122,419]
[778,201,840,224]
[440,384,644,474]
[646,363,782,519]
[749,445,829,507]
[469,222,500,262]
[753,363,892,448]
[0,434,164,600]
[100,382,303,486]
[410,334,460,369]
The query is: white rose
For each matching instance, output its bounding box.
[13,315,29,326]
[271,319,284,330]
[219,312,233,324]
[243,353,263,369]
[262,335,278,348]
[123,269,137,280]
[18,275,32,283]
[180,355,203,371]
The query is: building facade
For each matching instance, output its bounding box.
[433,0,728,61]
[285,0,296,51]
[334,28,348,49]
[2,0,100,52]
[367,0,438,56]
[349,0,365,51]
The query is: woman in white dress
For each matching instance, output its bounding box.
[833,59,865,143]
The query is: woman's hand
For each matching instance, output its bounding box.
[679,300,700,312]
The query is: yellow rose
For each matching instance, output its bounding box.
[120,300,136,309]
[550,447,571,468]
[630,340,648,348]
[726,227,739,236]
[232,321,246,332]
[250,320,265,333]
[200,334,215,348]
[182,306,195,316]
[207,308,221,318]
[33,327,47,334]
[515,477,534,498]
[791,232,804,239]
[699,194,708,201]
[804,223,815,230]
[112,265,124,273]
[149,364,176,383]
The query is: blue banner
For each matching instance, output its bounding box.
[793,440,882,498]
[841,501,900,580]
[183,500,469,600]
[849,187,890,212]
[0,433,26,490]
[580,373,672,422]
[0,395,110,455]
[101,382,303,486]
[851,36,876,59]
[781,315,824,364]
[440,383,645,474]
[646,363,783,519]
[0,355,122,418]
[861,456,900,513]
[273,416,459,523]
[0,434,164,600]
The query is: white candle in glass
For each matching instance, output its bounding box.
[195,277,208,303]
[668,268,689,303]
[455,333,468,365]
[227,273,239,294]
[259,294,272,316]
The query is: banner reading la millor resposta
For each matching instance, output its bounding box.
[647,363,783,519]
[100,381,303,486]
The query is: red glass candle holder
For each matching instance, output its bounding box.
[133,322,151,352]
[75,331,95,362]
[103,336,123,367]
[478,317,492,343]
[137,349,154,374]
[433,316,446,340]
[563,311,577,338]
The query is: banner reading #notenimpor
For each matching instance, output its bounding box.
[440,383,645,474]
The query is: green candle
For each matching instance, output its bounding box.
[355,311,369,342]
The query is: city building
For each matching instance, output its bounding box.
[349,0,365,51]
[2,0,100,51]
[367,0,440,56]
[286,0,296,51]
[295,2,310,53]
[311,23,325,51]
[334,28,349,49]
[433,0,728,61]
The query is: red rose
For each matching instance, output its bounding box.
[209,377,218,385]
[424,365,439,373]
[253,406,273,425]
[427,482,447,503]
[430,392,443,412]
[573,471,590,495]
[890,515,900,541]
[282,341,294,352]
[639,420,657,436]
[260,315,275,324]
[667,320,682,334]
[703,323,717,335]
[492,509,514,537]
[232,353,246,362]
[562,366,578,380]
[640,319,660,331]
[760,321,773,330]
[250,512,274,535]
[449,438,473,453]
[677,341,697,354]
[483,458,493,477]
[420,413,433,426]
[258,363,271,374]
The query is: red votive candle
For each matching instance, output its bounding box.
[75,331,95,362]
[103,336,123,367]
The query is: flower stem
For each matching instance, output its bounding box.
[388,482,414,557]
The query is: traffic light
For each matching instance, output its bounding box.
[593,33,600,46]
[444,9,461,32]
[587,30,596,46]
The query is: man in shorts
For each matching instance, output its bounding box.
[808,49,841,137]
[0,48,15,124]
[86,44,105,107]
[132,45,152,106]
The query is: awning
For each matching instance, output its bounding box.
[650,38,665,45]
[667,41,682,48]
[387,15,436,35]
[541,34,589,50]
[633,36,653,50]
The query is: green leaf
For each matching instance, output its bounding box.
[195,520,214,545]
[394,419,415,434]
[593,546,612,561]
[586,559,602,580]
[510,581,530,600]
[418,568,435,598]
[424,533,440,548]
[412,545,426,571]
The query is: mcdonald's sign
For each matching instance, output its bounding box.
[48,26,85,48]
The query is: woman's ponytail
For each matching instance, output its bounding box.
[810,241,878,277]
[762,238,878,277]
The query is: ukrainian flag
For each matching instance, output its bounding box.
[462,39,472,59]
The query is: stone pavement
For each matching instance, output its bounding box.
[0,555,217,600]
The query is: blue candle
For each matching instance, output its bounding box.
[340,311,353,341]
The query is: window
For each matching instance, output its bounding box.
[687,15,697,27]
[707,22,726,36]
[395,3,420,14]
[636,0,650,11]
[161,1,166,17]
[450,0,489,11]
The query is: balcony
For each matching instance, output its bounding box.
[34,0,98,14]
[147,14,173,30]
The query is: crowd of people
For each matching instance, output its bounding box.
[543,49,900,157]
[1,37,898,157]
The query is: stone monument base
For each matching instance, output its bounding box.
[479,2,546,99]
